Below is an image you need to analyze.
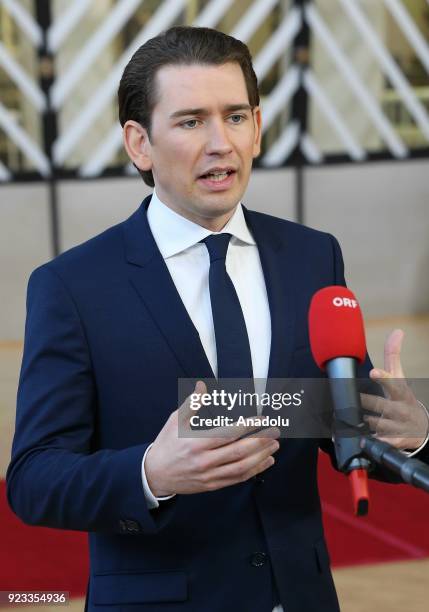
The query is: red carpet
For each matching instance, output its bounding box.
[1,456,429,596]
[318,452,429,566]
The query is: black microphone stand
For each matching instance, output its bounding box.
[360,436,429,494]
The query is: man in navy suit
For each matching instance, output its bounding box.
[7,26,429,612]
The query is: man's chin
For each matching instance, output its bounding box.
[198,198,239,219]
[196,188,242,210]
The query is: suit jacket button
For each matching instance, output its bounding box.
[250,552,267,567]
[254,474,265,484]
[126,519,141,532]
[119,519,127,533]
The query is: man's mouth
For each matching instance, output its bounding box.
[198,168,236,181]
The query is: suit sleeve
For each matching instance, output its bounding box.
[6,264,176,534]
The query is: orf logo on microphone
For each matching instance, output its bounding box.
[333,296,358,308]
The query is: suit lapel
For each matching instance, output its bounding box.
[123,198,296,383]
[244,208,297,383]
[123,196,214,380]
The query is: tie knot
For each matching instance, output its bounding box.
[203,233,232,262]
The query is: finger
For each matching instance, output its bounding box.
[360,393,407,421]
[207,440,278,484]
[364,415,404,437]
[360,392,389,415]
[198,424,281,450]
[383,329,405,378]
[364,407,420,435]
[369,369,412,402]
[205,433,280,468]
[203,455,276,492]
[373,436,407,448]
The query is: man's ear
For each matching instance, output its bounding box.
[123,120,153,172]
[252,106,262,159]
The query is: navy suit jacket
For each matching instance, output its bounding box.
[8,195,386,611]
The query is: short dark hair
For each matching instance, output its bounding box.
[118,26,260,186]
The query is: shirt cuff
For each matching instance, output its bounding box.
[141,443,176,509]
[403,401,429,457]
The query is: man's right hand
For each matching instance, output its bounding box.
[145,381,280,497]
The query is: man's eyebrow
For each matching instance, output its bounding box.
[169,104,253,119]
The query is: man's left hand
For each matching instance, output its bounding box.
[360,329,429,451]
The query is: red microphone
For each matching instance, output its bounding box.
[309,286,366,370]
[309,286,370,516]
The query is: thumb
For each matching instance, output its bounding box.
[178,380,207,426]
[194,380,207,397]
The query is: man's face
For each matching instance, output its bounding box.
[140,62,261,229]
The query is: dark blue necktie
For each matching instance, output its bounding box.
[202,233,253,381]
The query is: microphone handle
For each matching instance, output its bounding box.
[326,358,368,471]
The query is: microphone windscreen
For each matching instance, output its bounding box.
[309,286,367,370]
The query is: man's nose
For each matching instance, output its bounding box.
[205,120,233,155]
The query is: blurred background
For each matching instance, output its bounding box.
[0,0,428,610]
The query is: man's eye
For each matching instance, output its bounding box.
[181,119,199,129]
[229,114,245,123]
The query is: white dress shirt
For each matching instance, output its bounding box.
[146,190,271,381]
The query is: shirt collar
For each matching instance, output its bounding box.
[147,189,256,259]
